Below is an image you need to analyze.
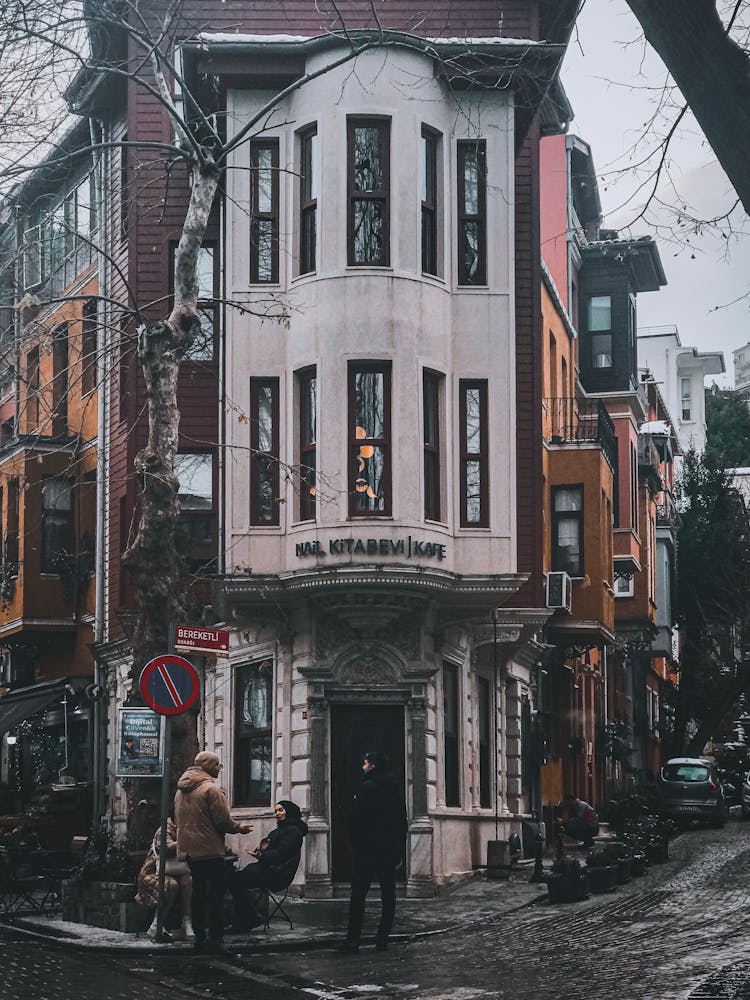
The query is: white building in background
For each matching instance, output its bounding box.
[638,325,725,455]
[733,342,750,393]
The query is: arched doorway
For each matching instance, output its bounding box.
[329,702,406,882]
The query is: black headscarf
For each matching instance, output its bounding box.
[277,799,308,835]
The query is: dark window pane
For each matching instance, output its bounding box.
[465,460,482,524]
[257,385,274,453]
[251,378,279,526]
[253,220,274,283]
[301,208,316,274]
[354,444,386,512]
[465,387,481,452]
[443,664,460,806]
[255,147,274,212]
[422,207,436,276]
[353,127,384,191]
[461,222,481,284]
[355,371,384,438]
[352,200,384,264]
[478,677,491,808]
[462,150,480,213]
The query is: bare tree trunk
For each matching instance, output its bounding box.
[122,160,220,778]
[625,0,750,215]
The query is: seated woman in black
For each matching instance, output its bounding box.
[230,800,308,932]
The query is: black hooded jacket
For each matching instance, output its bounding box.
[256,800,309,887]
[349,769,408,861]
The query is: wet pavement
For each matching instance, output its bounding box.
[6,821,750,999]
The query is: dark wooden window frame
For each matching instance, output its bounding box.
[457,139,487,286]
[299,125,317,275]
[52,321,69,436]
[250,377,280,526]
[41,475,73,574]
[347,117,391,267]
[459,379,489,527]
[421,125,439,276]
[551,483,585,578]
[175,450,215,546]
[423,369,442,521]
[348,361,391,518]
[250,139,280,284]
[26,346,40,431]
[298,366,317,521]
[233,659,274,808]
[81,298,98,397]
[477,674,492,809]
[443,661,461,807]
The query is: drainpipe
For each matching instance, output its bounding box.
[91,114,109,828]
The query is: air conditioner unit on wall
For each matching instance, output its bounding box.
[546,571,573,613]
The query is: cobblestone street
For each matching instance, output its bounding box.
[6,822,750,1000]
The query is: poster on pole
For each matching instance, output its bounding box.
[116,707,165,777]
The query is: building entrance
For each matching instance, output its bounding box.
[330,703,406,883]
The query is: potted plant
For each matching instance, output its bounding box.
[604,842,633,884]
[585,849,618,893]
[545,857,590,904]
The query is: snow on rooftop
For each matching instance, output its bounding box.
[195,32,544,47]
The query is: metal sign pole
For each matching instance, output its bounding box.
[155,622,175,943]
[155,714,172,942]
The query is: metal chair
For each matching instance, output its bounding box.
[258,884,294,931]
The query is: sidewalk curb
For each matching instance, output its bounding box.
[0,886,547,955]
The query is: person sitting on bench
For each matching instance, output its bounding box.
[555,793,600,850]
[229,800,308,933]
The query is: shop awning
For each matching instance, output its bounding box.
[0,681,73,735]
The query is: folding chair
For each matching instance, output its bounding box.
[259,884,293,931]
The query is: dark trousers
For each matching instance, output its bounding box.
[188,857,229,943]
[346,851,397,945]
[230,863,275,924]
[561,818,599,848]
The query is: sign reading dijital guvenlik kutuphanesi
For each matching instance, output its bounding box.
[116,708,165,778]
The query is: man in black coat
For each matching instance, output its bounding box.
[342,751,408,952]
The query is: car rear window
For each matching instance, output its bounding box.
[662,764,710,782]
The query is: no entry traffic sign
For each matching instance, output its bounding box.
[139,654,201,716]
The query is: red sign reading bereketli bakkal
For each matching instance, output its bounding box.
[174,625,230,656]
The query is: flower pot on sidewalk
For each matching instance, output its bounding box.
[586,864,618,894]
[630,852,648,877]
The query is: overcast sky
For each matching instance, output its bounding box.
[560,0,750,387]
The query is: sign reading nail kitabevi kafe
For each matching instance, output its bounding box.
[295,536,447,560]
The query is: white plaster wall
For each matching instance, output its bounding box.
[223,45,516,581]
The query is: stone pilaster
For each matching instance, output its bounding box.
[407,694,435,896]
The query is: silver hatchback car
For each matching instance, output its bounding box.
[657,757,727,827]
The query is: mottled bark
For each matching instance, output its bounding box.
[122,160,220,775]
[625,0,750,215]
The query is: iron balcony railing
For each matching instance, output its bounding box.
[544,397,618,472]
[656,489,680,528]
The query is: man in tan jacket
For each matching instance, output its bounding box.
[174,751,252,953]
